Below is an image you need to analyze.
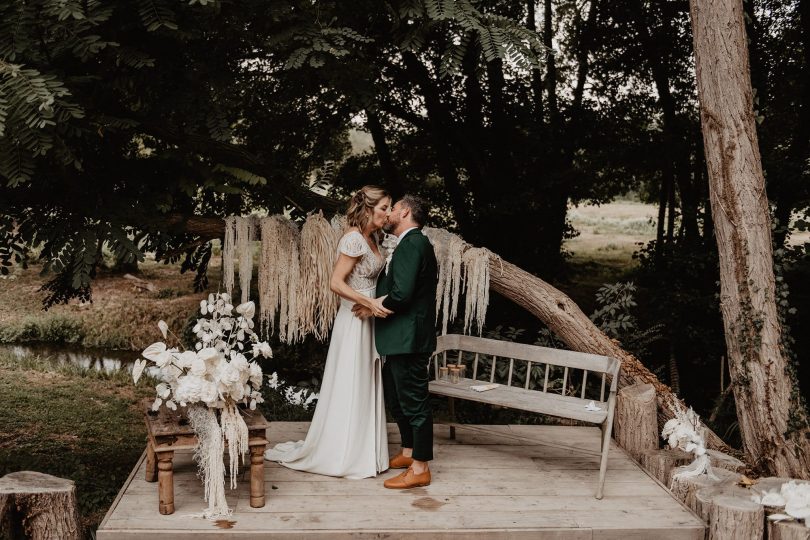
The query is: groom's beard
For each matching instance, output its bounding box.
[383,222,395,234]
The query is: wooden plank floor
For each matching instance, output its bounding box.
[97,423,705,539]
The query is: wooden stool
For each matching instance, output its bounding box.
[141,398,268,515]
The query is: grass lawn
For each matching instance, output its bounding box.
[0,351,155,535]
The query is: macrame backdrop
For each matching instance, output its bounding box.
[225,215,495,341]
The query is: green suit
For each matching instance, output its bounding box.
[375,228,438,462]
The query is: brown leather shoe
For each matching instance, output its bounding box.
[384,467,431,489]
[389,452,414,469]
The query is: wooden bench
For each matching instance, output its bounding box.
[428,334,621,499]
[141,398,269,514]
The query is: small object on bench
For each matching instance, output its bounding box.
[429,334,621,499]
[470,383,500,392]
[0,471,81,540]
[142,398,269,515]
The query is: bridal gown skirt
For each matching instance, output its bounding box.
[265,288,389,478]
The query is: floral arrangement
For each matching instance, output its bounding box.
[661,400,717,480]
[133,292,272,518]
[752,480,810,527]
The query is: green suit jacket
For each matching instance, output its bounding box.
[375,228,438,356]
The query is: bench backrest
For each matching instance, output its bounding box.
[431,334,621,403]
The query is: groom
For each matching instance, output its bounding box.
[353,194,438,489]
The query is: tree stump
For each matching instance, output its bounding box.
[0,471,81,540]
[614,383,658,462]
[640,448,692,485]
[694,480,753,522]
[707,449,746,473]
[707,495,764,540]
[768,521,810,540]
[669,467,739,512]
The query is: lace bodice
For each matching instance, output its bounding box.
[337,231,385,292]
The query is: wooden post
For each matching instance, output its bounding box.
[0,471,81,540]
[157,450,175,515]
[250,444,266,508]
[145,439,157,482]
[614,383,658,462]
[639,448,692,485]
[707,495,764,540]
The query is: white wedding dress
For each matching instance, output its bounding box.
[264,231,389,478]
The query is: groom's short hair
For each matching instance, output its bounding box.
[400,194,429,227]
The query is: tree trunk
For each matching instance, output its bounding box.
[365,109,400,188]
[689,0,810,477]
[0,471,81,540]
[615,383,658,462]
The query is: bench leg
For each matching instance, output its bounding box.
[145,439,157,482]
[250,444,266,508]
[157,450,175,514]
[596,394,617,500]
[448,397,456,440]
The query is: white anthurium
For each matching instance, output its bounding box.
[236,301,255,320]
[152,397,163,411]
[158,320,169,339]
[175,351,197,370]
[200,300,208,315]
[132,359,148,384]
[143,342,168,362]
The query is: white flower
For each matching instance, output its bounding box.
[189,356,207,377]
[200,300,208,315]
[151,397,163,411]
[267,372,282,390]
[142,342,167,362]
[175,351,197,370]
[248,362,263,387]
[753,490,786,507]
[236,301,255,320]
[156,383,171,399]
[157,320,169,339]
[132,359,148,384]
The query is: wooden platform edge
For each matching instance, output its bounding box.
[97,449,148,535]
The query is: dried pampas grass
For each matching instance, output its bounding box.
[222,217,237,297]
[424,228,467,335]
[258,216,300,343]
[297,212,339,340]
[462,246,496,335]
[236,217,255,304]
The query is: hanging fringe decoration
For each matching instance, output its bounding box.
[236,217,255,304]
[424,228,468,335]
[297,212,339,340]
[187,405,230,519]
[462,247,495,335]
[220,402,249,490]
[222,217,237,297]
[258,216,301,343]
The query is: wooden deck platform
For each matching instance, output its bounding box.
[97,422,705,539]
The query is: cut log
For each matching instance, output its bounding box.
[768,521,810,540]
[639,448,692,485]
[0,471,80,540]
[707,449,746,473]
[614,383,658,462]
[708,495,764,540]
[670,467,739,512]
[694,480,756,522]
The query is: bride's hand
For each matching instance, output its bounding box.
[352,304,373,320]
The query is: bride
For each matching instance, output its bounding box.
[264,185,394,478]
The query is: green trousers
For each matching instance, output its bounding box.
[382,353,433,462]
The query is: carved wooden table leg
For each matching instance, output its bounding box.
[156,450,174,515]
[250,445,266,508]
[145,440,157,483]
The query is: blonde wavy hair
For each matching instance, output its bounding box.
[345,185,390,232]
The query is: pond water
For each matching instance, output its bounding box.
[0,343,140,373]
